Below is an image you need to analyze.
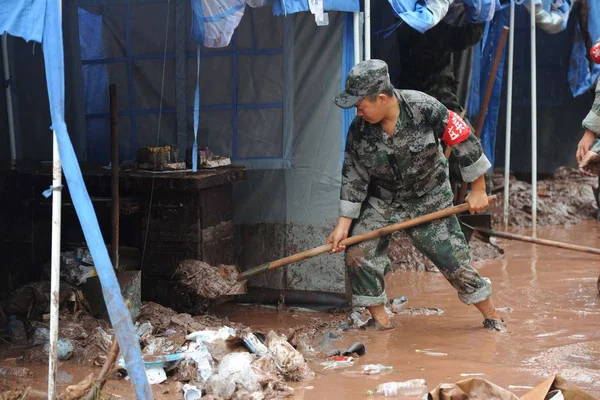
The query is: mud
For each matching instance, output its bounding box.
[2,222,600,398]
[492,167,598,227]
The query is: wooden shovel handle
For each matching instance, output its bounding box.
[237,195,497,281]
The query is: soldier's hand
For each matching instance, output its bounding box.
[579,150,600,177]
[465,190,489,215]
[326,217,353,253]
[576,130,595,163]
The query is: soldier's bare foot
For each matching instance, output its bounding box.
[367,304,391,328]
[483,318,507,333]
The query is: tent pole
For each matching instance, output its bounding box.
[48,2,63,398]
[2,33,16,168]
[503,0,515,229]
[364,0,371,60]
[48,132,62,400]
[530,0,537,237]
[353,12,360,64]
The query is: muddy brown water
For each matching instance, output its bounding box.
[2,222,600,399]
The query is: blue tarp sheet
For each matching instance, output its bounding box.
[0,0,151,398]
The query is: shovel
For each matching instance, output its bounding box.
[237,195,498,282]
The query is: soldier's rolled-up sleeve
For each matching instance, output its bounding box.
[451,134,492,182]
[583,81,600,136]
[340,130,370,219]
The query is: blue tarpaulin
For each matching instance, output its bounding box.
[272,0,359,16]
[0,0,151,398]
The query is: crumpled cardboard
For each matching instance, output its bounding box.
[521,375,597,400]
[426,378,519,400]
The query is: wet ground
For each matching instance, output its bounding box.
[2,221,600,399]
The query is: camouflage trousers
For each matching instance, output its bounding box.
[346,202,492,307]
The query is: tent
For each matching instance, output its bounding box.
[1,0,598,396]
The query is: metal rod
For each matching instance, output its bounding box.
[477,227,600,256]
[48,132,62,400]
[503,1,515,229]
[530,0,538,238]
[2,33,16,168]
[110,84,119,274]
[364,0,371,60]
[353,12,360,64]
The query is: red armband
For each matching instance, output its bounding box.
[442,110,471,146]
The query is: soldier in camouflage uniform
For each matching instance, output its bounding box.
[327,59,506,331]
[577,46,600,217]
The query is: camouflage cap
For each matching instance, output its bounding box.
[334,59,392,109]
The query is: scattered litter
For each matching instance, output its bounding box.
[0,366,32,378]
[461,373,485,377]
[267,331,315,381]
[375,379,428,396]
[182,384,202,400]
[45,338,74,361]
[206,353,260,398]
[7,315,26,344]
[429,378,518,399]
[360,364,393,375]
[389,296,408,313]
[320,358,354,370]
[243,332,268,357]
[186,327,236,343]
[180,341,214,383]
[415,349,448,357]
[328,356,353,362]
[350,311,369,327]
[136,322,154,339]
[146,367,167,385]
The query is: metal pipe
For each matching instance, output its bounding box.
[110,84,119,274]
[364,0,371,60]
[530,0,538,237]
[2,33,16,168]
[503,1,515,229]
[353,12,360,64]
[48,132,62,400]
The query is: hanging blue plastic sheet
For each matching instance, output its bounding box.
[467,7,510,168]
[568,0,600,97]
[191,0,269,48]
[272,0,359,16]
[0,0,151,398]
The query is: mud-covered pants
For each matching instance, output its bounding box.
[346,202,492,307]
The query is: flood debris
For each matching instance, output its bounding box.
[373,379,428,397]
[174,260,246,300]
[493,168,598,227]
[266,331,315,382]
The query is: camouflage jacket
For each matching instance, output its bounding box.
[340,89,491,219]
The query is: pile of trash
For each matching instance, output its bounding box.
[493,167,599,227]
[118,302,314,399]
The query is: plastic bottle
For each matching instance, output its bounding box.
[375,379,428,397]
[0,366,32,378]
[361,364,393,375]
[7,315,27,344]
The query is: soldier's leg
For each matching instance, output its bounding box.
[345,204,393,326]
[404,214,505,330]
